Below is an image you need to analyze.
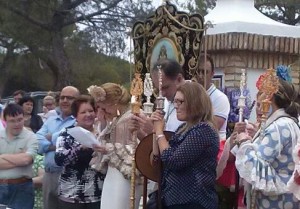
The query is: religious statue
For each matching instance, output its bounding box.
[144,73,153,103]
[158,45,167,60]
[130,73,143,114]
[143,73,154,116]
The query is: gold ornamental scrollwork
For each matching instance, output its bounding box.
[132,0,204,79]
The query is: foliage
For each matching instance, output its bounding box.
[0,0,154,89]
[178,0,299,25]
[172,0,215,16]
[1,31,131,97]
[276,65,292,83]
[255,0,300,25]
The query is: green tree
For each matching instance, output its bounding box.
[0,34,19,96]
[177,0,299,25]
[255,0,300,25]
[0,0,153,90]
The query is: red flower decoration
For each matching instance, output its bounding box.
[256,74,266,90]
[294,171,300,185]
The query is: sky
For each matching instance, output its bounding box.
[152,0,186,9]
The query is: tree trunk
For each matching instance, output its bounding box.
[0,44,16,96]
[50,31,72,90]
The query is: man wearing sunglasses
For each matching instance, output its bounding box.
[36,86,80,209]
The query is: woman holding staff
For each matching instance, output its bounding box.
[233,69,300,209]
[151,82,219,209]
[88,82,143,209]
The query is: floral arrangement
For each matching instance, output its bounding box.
[223,87,254,123]
[87,85,106,102]
[276,65,292,83]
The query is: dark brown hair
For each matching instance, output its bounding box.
[151,59,184,80]
[71,95,95,117]
[273,79,300,119]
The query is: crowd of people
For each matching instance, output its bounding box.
[0,56,300,209]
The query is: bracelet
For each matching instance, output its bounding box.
[156,134,165,141]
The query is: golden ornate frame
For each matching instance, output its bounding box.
[132,1,204,79]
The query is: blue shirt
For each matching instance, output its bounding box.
[160,123,219,208]
[36,114,75,173]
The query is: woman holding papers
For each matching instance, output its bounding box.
[55,95,105,209]
[87,83,143,209]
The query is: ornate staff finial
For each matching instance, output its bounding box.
[129,72,143,209]
[238,69,246,122]
[143,73,154,116]
[156,65,165,111]
[130,72,143,114]
[250,68,279,209]
[258,68,279,123]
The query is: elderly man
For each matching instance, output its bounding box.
[38,95,58,122]
[37,86,80,209]
[0,104,38,209]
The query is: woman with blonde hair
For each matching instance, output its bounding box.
[88,83,143,209]
[151,82,219,209]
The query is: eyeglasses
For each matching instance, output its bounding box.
[173,99,184,106]
[60,96,75,101]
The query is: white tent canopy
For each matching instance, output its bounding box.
[205,0,300,37]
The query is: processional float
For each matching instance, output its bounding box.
[130,1,205,209]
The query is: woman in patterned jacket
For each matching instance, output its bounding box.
[151,82,219,209]
[234,79,300,209]
[55,95,105,209]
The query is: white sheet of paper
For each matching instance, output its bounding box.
[68,126,100,148]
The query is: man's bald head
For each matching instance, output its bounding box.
[59,86,80,118]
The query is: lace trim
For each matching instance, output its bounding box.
[287,144,300,200]
[90,142,143,185]
[235,143,288,195]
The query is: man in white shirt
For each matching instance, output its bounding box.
[130,59,186,137]
[196,55,239,209]
[129,59,185,209]
[195,54,230,138]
